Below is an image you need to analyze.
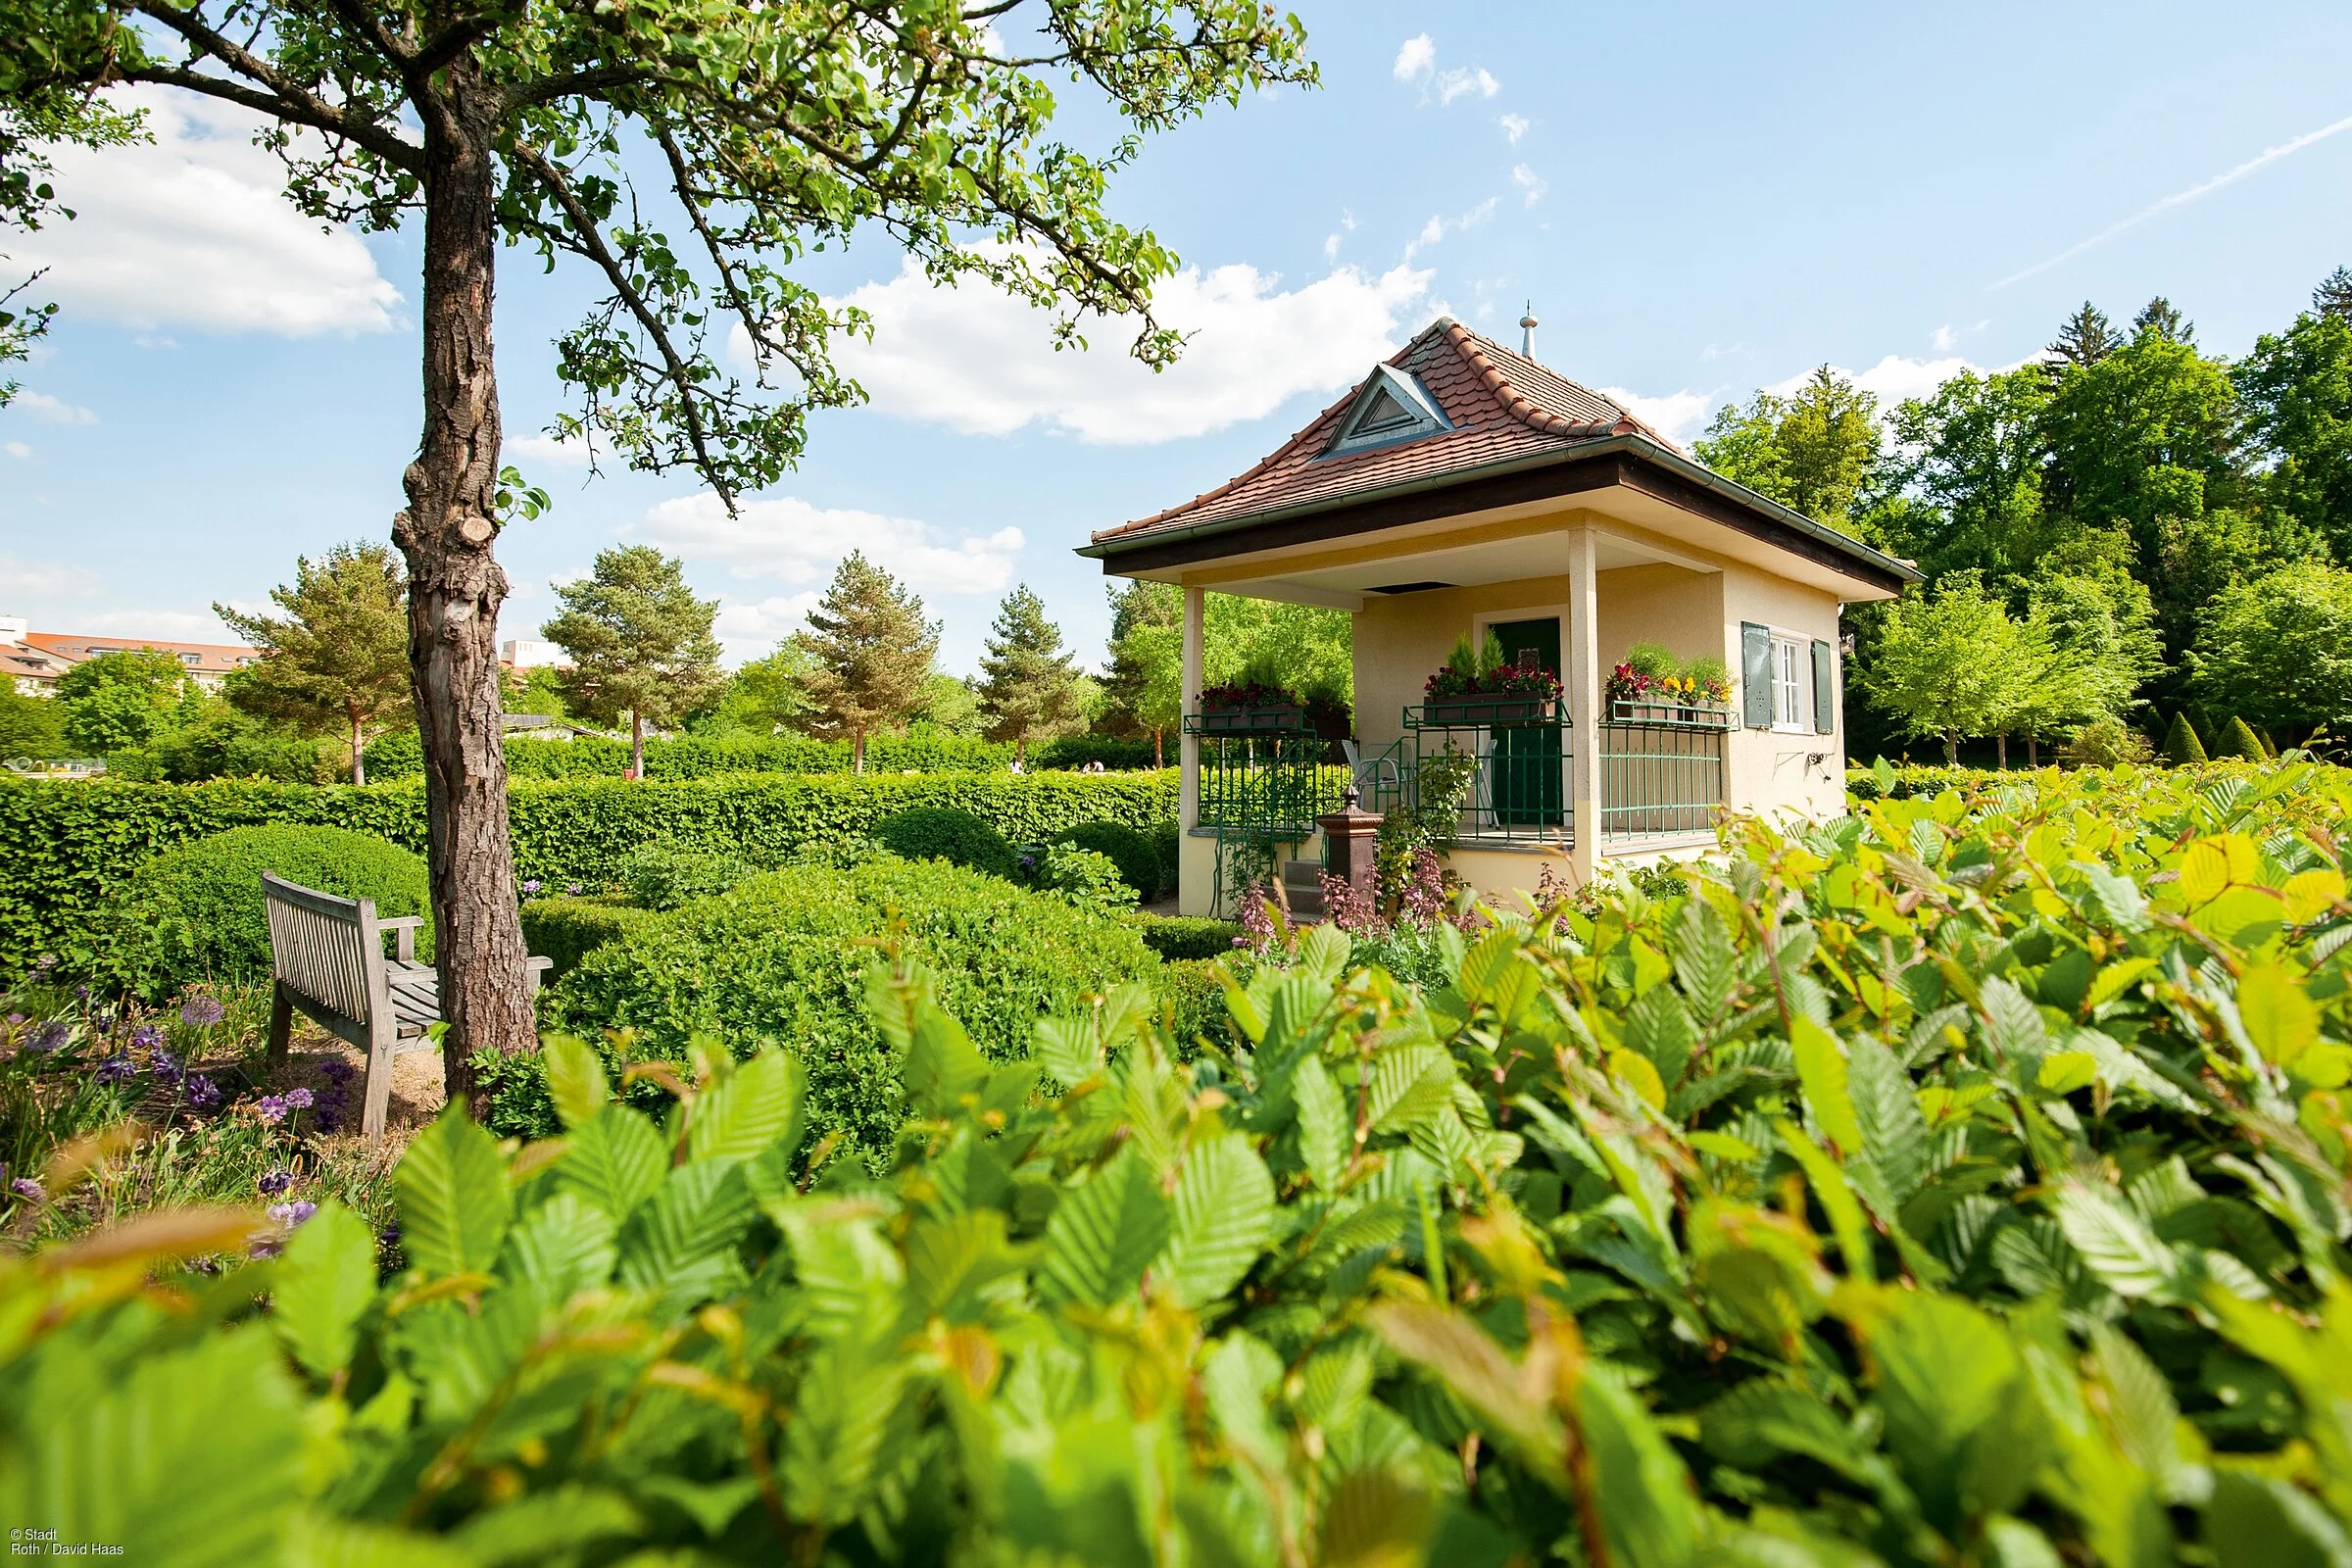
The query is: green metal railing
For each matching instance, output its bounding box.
[1183,712,1349,915]
[1400,706,1573,844]
[1598,721,1726,839]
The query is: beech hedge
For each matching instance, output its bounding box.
[0,770,1176,976]
[361,728,1155,779]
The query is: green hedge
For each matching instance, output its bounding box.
[544,858,1167,1153]
[362,729,1155,780]
[0,770,1176,976]
[1127,913,1241,961]
[517,894,658,981]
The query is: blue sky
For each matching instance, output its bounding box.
[5,0,2350,673]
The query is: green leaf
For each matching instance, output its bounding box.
[542,1033,609,1131]
[270,1200,376,1382]
[1789,1015,1866,1157]
[284,1512,474,1567]
[499,1189,619,1302]
[2238,962,2320,1067]
[1775,1120,1875,1283]
[1294,1055,1349,1193]
[1625,984,1696,1088]
[0,1329,304,1568]
[2205,1470,2352,1568]
[1041,1145,1171,1308]
[1846,1030,1931,1201]
[1577,1365,1700,1568]
[687,1048,806,1166]
[2055,1183,2185,1301]
[1320,1467,1438,1568]
[901,999,991,1117]
[1853,1289,2045,1536]
[451,1486,643,1565]
[395,1104,514,1278]
[1672,898,1738,1023]
[615,1159,757,1302]
[2037,1051,2100,1094]
[555,1102,668,1225]
[1158,1133,1277,1307]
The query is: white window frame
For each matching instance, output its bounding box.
[1770,633,1811,733]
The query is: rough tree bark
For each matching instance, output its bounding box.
[630,708,645,780]
[391,65,535,1111]
[348,700,366,787]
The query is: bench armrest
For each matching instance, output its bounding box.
[526,956,554,994]
[377,915,425,963]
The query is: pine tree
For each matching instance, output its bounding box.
[977,585,1082,765]
[2319,266,2352,323]
[2132,295,2194,344]
[216,542,412,784]
[2222,715,2269,761]
[2162,711,2208,766]
[542,547,726,779]
[795,552,939,772]
[2045,302,2120,372]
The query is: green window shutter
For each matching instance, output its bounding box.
[1811,639,1835,735]
[1740,622,1773,728]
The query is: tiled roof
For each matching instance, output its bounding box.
[21,632,258,676]
[1095,318,1675,544]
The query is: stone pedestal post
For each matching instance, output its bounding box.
[1316,785,1382,915]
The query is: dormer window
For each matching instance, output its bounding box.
[1324,365,1451,457]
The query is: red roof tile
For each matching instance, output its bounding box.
[1095,318,1675,544]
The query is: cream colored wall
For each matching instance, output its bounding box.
[1592,564,1726,679]
[1719,562,1847,823]
[1352,573,1579,752]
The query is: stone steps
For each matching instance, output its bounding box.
[1280,859,1325,920]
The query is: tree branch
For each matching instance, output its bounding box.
[123,0,422,173]
[511,139,731,504]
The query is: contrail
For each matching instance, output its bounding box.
[1992,111,2352,289]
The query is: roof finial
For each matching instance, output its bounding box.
[1519,300,1539,360]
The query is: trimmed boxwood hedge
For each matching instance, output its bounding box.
[543,857,1168,1153]
[91,824,430,999]
[517,894,659,981]
[873,807,1018,878]
[1126,912,1242,961]
[362,729,1156,780]
[0,770,1176,977]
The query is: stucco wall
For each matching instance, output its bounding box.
[1719,560,1847,823]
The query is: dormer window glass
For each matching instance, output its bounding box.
[1324,365,1451,457]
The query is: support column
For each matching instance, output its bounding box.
[1181,583,1204,833]
[1565,527,1602,886]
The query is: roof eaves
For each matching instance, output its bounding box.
[1079,431,1923,587]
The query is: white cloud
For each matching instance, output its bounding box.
[1322,232,1341,262]
[1769,354,1984,409]
[817,256,1433,444]
[635,494,1026,624]
[711,594,823,664]
[1499,113,1532,145]
[1393,35,1498,104]
[1402,199,1496,263]
[11,390,97,425]
[12,85,402,336]
[63,607,235,638]
[504,431,599,469]
[2,441,30,461]
[1512,164,1547,208]
[0,554,95,594]
[1596,387,1714,448]
[1931,323,1957,352]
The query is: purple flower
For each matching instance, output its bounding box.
[257,1168,294,1197]
[33,954,58,971]
[74,984,90,1003]
[521,878,544,896]
[147,1048,181,1085]
[268,1200,317,1227]
[9,1178,42,1203]
[130,1023,163,1051]
[94,1053,137,1085]
[565,883,583,896]
[254,1095,289,1125]
[282,1087,314,1110]
[318,1059,355,1084]
[179,996,225,1028]
[27,1021,69,1054]
[185,1074,221,1110]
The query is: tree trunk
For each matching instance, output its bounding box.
[391,70,534,1114]
[349,702,366,786]
[1996,732,2008,769]
[1015,734,1027,767]
[1944,730,1959,765]
[853,729,865,773]
[2027,735,2038,768]
[630,708,645,780]
[1152,727,1163,769]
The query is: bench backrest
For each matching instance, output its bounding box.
[262,871,383,1024]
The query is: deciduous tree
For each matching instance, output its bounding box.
[1100,580,1184,765]
[2188,560,2352,743]
[0,0,1311,1100]
[53,649,200,757]
[216,542,411,784]
[2238,297,2352,559]
[1859,573,2041,763]
[541,547,724,779]
[1696,368,1881,530]
[796,553,938,773]
[977,585,1081,765]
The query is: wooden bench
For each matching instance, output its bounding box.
[262,872,551,1142]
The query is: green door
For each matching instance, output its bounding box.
[1488,617,1563,828]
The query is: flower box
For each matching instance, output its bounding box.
[1609,699,1733,728]
[1422,695,1557,725]
[1197,704,1305,733]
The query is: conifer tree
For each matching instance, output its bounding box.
[796,553,939,773]
[2222,716,2270,761]
[542,547,726,779]
[2162,711,2209,766]
[217,543,412,785]
[2319,266,2352,323]
[2132,296,2194,344]
[977,585,1083,765]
